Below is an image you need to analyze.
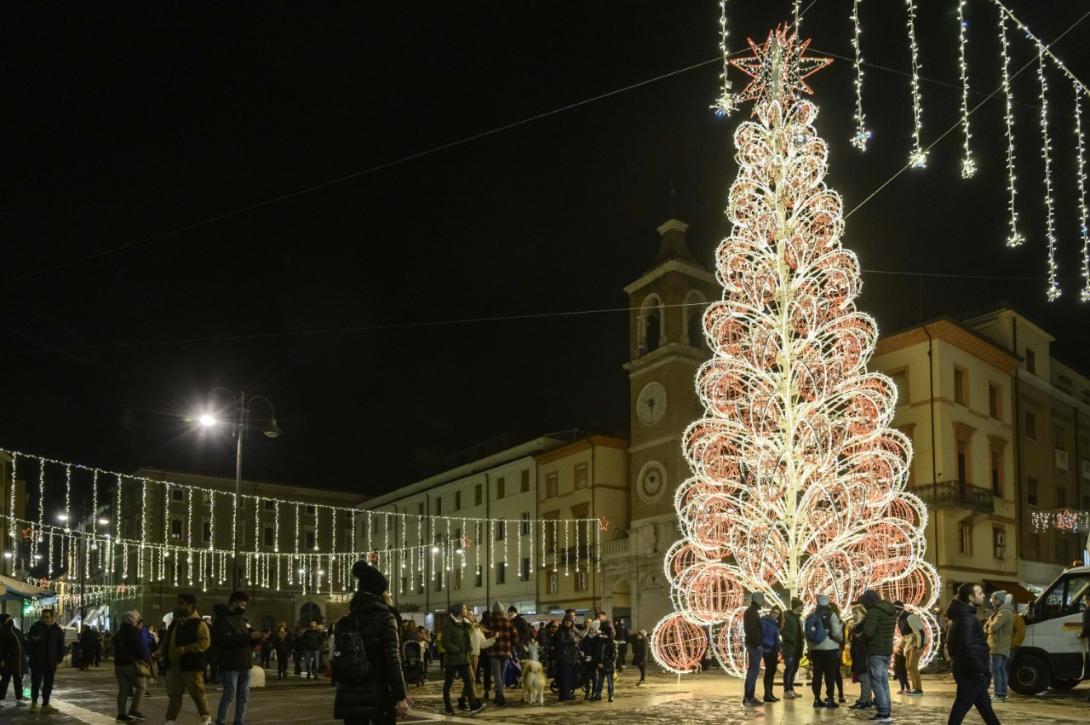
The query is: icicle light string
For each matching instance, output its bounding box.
[956,0,976,178]
[904,0,927,167]
[1074,90,1090,301]
[1038,48,1062,301]
[991,0,1090,100]
[998,13,1023,247]
[849,0,869,150]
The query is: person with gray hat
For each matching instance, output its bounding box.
[112,610,147,722]
[742,591,764,706]
[984,590,1013,701]
[805,594,843,709]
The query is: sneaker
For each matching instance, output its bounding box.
[443,708,456,716]
[839,696,846,703]
[116,716,134,722]
[813,700,826,708]
[16,701,28,707]
[762,695,777,703]
[469,701,487,714]
[825,698,838,709]
[201,718,212,725]
[875,716,892,724]
[908,690,923,696]
[29,703,40,712]
[128,712,146,720]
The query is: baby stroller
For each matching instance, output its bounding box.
[402,640,426,686]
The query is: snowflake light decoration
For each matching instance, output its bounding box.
[651,24,940,678]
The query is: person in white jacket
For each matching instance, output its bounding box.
[458,613,494,711]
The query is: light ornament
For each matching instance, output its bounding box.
[997,13,1023,247]
[1037,48,1062,302]
[848,0,869,151]
[904,0,926,168]
[650,26,940,678]
[1074,91,1090,302]
[729,26,831,112]
[710,0,737,117]
[956,1,975,178]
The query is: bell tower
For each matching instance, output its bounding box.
[624,218,718,520]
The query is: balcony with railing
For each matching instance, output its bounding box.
[910,480,994,513]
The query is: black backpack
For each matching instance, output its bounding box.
[331,614,371,685]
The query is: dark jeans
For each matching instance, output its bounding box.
[31,664,56,705]
[948,672,1000,725]
[215,668,251,725]
[810,649,837,702]
[442,665,474,711]
[743,645,762,700]
[783,654,799,693]
[557,662,575,700]
[762,649,779,698]
[637,663,646,682]
[1,671,25,701]
[276,653,289,679]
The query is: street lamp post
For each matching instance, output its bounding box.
[197,389,281,591]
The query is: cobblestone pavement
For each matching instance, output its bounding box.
[1,664,1087,724]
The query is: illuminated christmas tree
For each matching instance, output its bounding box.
[650,26,940,676]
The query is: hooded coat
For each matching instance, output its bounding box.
[332,591,408,721]
[985,595,1014,658]
[0,614,25,678]
[27,618,65,668]
[440,611,471,668]
[946,598,991,677]
[212,603,254,672]
[781,610,804,659]
[860,590,896,658]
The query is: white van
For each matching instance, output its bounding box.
[1009,565,1089,695]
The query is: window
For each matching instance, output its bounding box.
[520,512,530,537]
[1057,487,1067,507]
[416,571,425,594]
[305,529,316,550]
[170,518,182,540]
[263,526,274,547]
[263,500,275,511]
[1025,412,1037,440]
[548,572,559,594]
[475,484,483,506]
[1057,537,1070,566]
[574,463,589,490]
[988,384,1001,419]
[891,370,909,406]
[954,367,967,405]
[520,470,530,492]
[1026,532,1040,559]
[401,575,409,594]
[1034,573,1090,622]
[959,522,973,555]
[496,562,506,585]
[475,567,483,588]
[575,570,589,592]
[434,570,443,592]
[1027,477,1038,506]
[418,502,424,516]
[454,567,463,590]
[956,440,970,483]
[990,448,1002,497]
[475,522,483,548]
[435,497,442,516]
[1082,459,1090,480]
[520,557,531,581]
[454,491,461,511]
[202,521,212,544]
[546,473,559,498]
[305,504,316,515]
[345,511,355,526]
[172,489,185,502]
[992,526,1006,559]
[544,512,558,551]
[1084,494,1090,511]
[495,521,505,541]
[496,477,506,499]
[1025,348,1036,374]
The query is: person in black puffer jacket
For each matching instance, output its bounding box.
[333,561,411,725]
[946,583,1000,725]
[212,592,267,725]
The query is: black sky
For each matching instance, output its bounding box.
[3,1,1090,497]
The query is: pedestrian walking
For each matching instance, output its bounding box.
[742,591,764,706]
[614,619,629,672]
[80,626,100,672]
[332,561,413,725]
[302,621,323,680]
[805,594,843,709]
[984,591,1013,702]
[632,629,649,686]
[163,593,213,725]
[26,607,65,712]
[212,592,266,725]
[0,612,28,707]
[272,623,293,681]
[113,610,149,722]
[591,622,616,702]
[899,602,926,695]
[440,603,484,715]
[859,588,896,723]
[552,615,579,701]
[459,612,493,710]
[484,601,515,706]
[828,602,846,703]
[845,602,872,710]
[760,605,782,703]
[946,583,1001,725]
[781,598,804,699]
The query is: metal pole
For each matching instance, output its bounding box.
[233,390,246,591]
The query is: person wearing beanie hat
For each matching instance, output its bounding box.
[332,560,414,723]
[741,591,764,706]
[781,598,805,699]
[807,594,844,709]
[113,610,148,721]
[985,591,1013,700]
[632,628,650,686]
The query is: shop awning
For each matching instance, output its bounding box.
[0,574,48,601]
[983,579,1038,604]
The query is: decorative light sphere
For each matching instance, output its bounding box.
[650,612,708,675]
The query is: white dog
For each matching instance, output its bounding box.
[522,659,546,706]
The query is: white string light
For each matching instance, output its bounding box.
[563,519,569,577]
[139,479,147,579]
[1037,48,1062,301]
[792,0,802,31]
[997,13,1023,247]
[848,0,869,150]
[710,0,736,116]
[1074,90,1090,302]
[63,464,71,533]
[162,483,170,581]
[9,454,18,562]
[956,1,976,177]
[186,488,194,585]
[904,0,926,167]
[38,458,45,546]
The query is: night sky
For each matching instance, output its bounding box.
[4,1,1090,498]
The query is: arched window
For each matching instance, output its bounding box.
[683,290,708,349]
[638,294,665,355]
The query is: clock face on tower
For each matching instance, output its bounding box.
[637,461,667,504]
[636,382,667,425]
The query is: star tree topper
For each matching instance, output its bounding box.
[729,24,832,111]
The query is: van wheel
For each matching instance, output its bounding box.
[1051,678,1079,691]
[1009,654,1050,696]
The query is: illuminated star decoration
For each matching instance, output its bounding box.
[729,24,832,112]
[22,527,34,541]
[598,516,610,532]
